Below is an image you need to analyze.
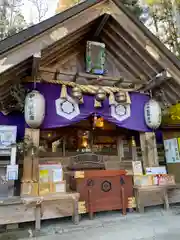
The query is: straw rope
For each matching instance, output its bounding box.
[25,78,135,93]
[25,78,133,104]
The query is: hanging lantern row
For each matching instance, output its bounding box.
[24,84,130,128]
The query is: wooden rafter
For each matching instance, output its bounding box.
[93,13,110,39]
[104,40,144,81]
[106,22,162,75]
[102,31,152,80]
[106,50,141,84]
[41,39,87,67]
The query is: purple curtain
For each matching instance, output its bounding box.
[0,83,151,139]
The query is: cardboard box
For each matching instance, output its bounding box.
[52,181,66,193]
[39,182,51,196]
[133,175,153,187]
[39,181,66,195]
[39,164,63,183]
[145,166,167,175]
[156,174,175,186]
[21,183,38,196]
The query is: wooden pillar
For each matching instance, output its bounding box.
[22,128,40,182]
[117,136,124,162]
[62,136,66,157]
[131,136,137,161]
[140,132,158,167]
[32,129,40,182]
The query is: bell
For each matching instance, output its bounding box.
[71,86,82,100]
[115,92,126,103]
[95,88,106,101]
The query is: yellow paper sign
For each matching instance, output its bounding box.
[39,169,49,182]
[78,201,86,214]
[74,171,84,179]
[162,103,180,125]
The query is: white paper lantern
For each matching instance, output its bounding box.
[144,99,162,129]
[24,90,45,128]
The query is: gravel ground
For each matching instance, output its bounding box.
[1,206,180,240]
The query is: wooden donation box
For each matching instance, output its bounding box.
[69,170,133,218]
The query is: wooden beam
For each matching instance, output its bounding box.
[93,13,110,38]
[32,52,41,83]
[39,66,124,82]
[0,1,106,74]
[141,71,167,91]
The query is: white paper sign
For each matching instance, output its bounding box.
[6,165,19,180]
[55,182,65,193]
[0,126,17,148]
[132,161,143,175]
[145,166,167,175]
[164,138,180,163]
[52,168,63,182]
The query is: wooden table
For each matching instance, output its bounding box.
[134,185,173,213]
[0,192,80,230]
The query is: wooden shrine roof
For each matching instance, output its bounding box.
[0,0,180,114]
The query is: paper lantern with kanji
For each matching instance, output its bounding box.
[144,99,161,129]
[24,90,45,128]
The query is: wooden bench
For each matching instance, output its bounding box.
[134,185,173,213]
[0,192,80,230]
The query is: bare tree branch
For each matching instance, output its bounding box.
[28,0,48,23]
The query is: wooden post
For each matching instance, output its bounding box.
[22,128,40,182]
[140,132,158,167]
[32,129,40,182]
[23,51,41,182]
[131,136,137,161]
[117,136,124,162]
[35,204,41,230]
[62,137,66,157]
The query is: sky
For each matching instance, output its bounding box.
[21,0,58,23]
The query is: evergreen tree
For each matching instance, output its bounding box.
[145,0,180,57]
[121,0,143,18]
